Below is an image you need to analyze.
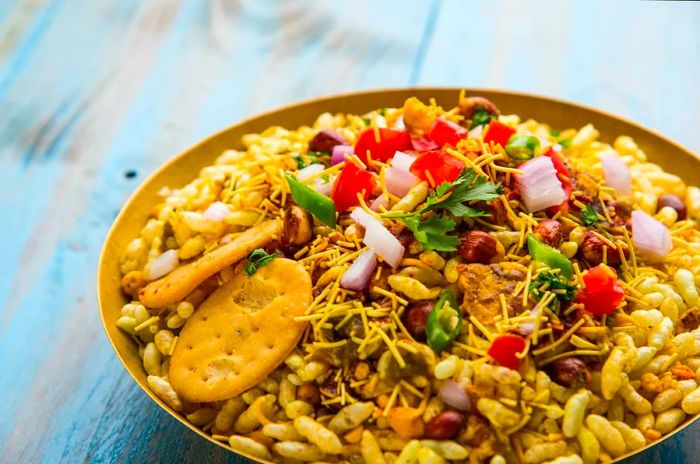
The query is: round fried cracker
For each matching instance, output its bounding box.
[169,257,311,402]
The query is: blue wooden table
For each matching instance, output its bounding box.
[1,1,699,462]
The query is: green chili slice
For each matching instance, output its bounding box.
[527,234,573,279]
[426,290,462,353]
[505,134,540,161]
[285,173,336,228]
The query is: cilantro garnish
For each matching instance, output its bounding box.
[245,248,279,276]
[558,139,571,148]
[379,107,387,116]
[293,151,322,169]
[581,204,599,227]
[362,117,371,126]
[549,129,561,137]
[470,107,494,129]
[401,215,461,252]
[388,169,502,251]
[529,271,578,309]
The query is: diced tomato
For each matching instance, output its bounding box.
[409,150,465,187]
[577,264,625,316]
[483,120,516,147]
[411,135,439,152]
[429,118,468,147]
[487,334,527,370]
[354,128,412,164]
[545,148,573,215]
[331,161,375,212]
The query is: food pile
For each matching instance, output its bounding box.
[117,93,700,464]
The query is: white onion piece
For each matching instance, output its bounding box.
[315,181,332,197]
[632,210,673,262]
[468,124,484,139]
[332,145,353,165]
[518,307,541,336]
[600,152,632,195]
[516,156,567,212]
[297,163,325,181]
[370,194,388,212]
[393,115,405,130]
[385,167,417,197]
[202,201,229,221]
[350,208,405,268]
[147,249,179,281]
[438,380,471,411]
[340,249,377,291]
[392,151,417,171]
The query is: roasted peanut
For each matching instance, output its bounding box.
[404,301,435,341]
[657,193,687,220]
[535,219,563,247]
[458,231,503,264]
[297,384,321,406]
[547,358,590,388]
[424,411,464,439]
[281,205,313,249]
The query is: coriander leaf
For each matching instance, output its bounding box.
[400,215,460,252]
[293,151,323,169]
[424,169,502,217]
[549,129,561,137]
[529,271,578,309]
[362,117,371,126]
[581,204,599,227]
[293,154,308,169]
[379,107,387,116]
[558,139,571,148]
[245,248,279,276]
[307,151,322,163]
[470,107,493,128]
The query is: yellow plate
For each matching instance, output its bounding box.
[98,88,700,463]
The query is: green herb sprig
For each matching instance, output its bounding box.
[387,169,502,252]
[245,248,279,276]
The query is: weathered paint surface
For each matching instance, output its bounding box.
[0,1,698,462]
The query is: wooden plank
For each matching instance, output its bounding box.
[0,1,435,462]
[421,0,700,154]
[0,0,698,462]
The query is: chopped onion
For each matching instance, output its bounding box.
[385,167,417,197]
[340,249,377,291]
[600,152,632,195]
[518,307,541,336]
[202,201,229,221]
[468,125,483,139]
[438,380,471,411]
[350,208,405,268]
[411,135,439,152]
[632,210,673,262]
[297,163,325,181]
[315,180,332,197]
[393,115,405,130]
[391,151,417,171]
[332,145,353,165]
[147,249,179,281]
[516,156,567,212]
[370,194,388,212]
